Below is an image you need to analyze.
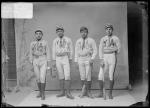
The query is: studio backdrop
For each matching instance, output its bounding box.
[15,2,128,90]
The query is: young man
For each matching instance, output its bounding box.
[29,30,51,100]
[75,27,97,98]
[97,24,121,99]
[52,26,74,99]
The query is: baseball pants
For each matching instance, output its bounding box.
[56,56,70,80]
[78,57,92,81]
[33,56,47,83]
[98,53,116,81]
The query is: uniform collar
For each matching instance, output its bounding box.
[36,39,43,42]
[106,35,113,38]
[58,36,65,40]
[82,37,88,41]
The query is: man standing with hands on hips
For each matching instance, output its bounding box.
[29,30,51,100]
[52,26,74,99]
[97,24,121,99]
[75,27,97,98]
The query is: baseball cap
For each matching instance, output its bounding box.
[105,23,113,30]
[80,26,88,32]
[56,25,64,31]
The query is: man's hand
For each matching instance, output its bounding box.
[50,68,56,78]
[52,60,56,67]
[89,59,94,65]
[46,66,51,73]
[100,59,105,68]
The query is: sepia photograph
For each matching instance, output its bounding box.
[1,1,148,107]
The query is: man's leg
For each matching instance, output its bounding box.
[36,82,41,98]
[86,62,93,98]
[108,64,115,99]
[65,80,74,99]
[56,79,65,97]
[78,62,87,98]
[64,60,74,99]
[82,80,87,96]
[96,67,104,98]
[33,62,41,98]
[56,59,65,97]
[40,61,47,100]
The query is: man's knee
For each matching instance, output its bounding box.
[65,75,70,80]
[109,75,114,81]
[98,76,103,80]
[40,76,46,83]
[87,78,91,81]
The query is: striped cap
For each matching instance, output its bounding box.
[56,25,64,31]
[105,23,113,30]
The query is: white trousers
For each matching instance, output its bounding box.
[98,53,116,81]
[33,56,47,83]
[78,57,92,81]
[56,56,70,80]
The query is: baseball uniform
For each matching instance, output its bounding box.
[52,36,73,80]
[75,37,97,81]
[98,35,121,80]
[30,39,50,83]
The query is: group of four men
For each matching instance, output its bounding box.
[29,24,121,100]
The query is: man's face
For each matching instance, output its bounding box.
[106,28,113,36]
[56,30,64,38]
[35,32,43,41]
[81,30,88,39]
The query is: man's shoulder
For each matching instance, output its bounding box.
[30,41,36,45]
[100,36,107,41]
[42,39,47,43]
[64,36,71,41]
[88,37,95,41]
[42,40,48,45]
[76,38,82,43]
[112,35,119,40]
[102,35,108,39]
[53,37,59,42]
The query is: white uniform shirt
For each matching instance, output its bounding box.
[99,35,121,59]
[29,39,50,62]
[75,37,97,62]
[52,36,73,60]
